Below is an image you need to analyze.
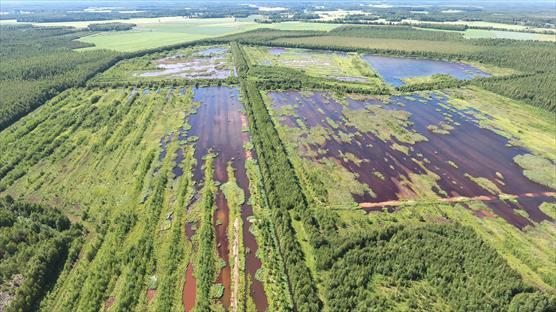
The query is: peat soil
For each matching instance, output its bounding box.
[187,86,267,310]
[268,91,553,228]
[182,264,196,312]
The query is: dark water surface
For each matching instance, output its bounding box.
[186,86,268,310]
[268,91,553,228]
[363,55,490,87]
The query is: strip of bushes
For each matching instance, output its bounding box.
[234,43,322,311]
[193,155,218,311]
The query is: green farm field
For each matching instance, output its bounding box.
[463,29,556,41]
[415,26,556,42]
[73,17,341,52]
[404,19,556,33]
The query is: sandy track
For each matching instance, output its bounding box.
[230,218,240,312]
[359,192,556,209]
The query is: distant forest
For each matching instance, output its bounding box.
[0,25,119,130]
[2,2,554,28]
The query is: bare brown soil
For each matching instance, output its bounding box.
[475,209,496,218]
[104,296,115,309]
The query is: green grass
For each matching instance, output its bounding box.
[244,46,382,84]
[514,154,556,189]
[79,31,208,52]
[403,74,458,85]
[446,86,556,161]
[342,105,427,144]
[75,18,341,52]
[539,202,556,219]
[366,274,451,311]
[463,29,556,41]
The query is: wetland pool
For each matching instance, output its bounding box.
[363,55,489,87]
[268,90,553,228]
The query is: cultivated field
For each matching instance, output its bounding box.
[463,29,556,41]
[275,36,485,54]
[69,17,341,52]
[404,19,556,33]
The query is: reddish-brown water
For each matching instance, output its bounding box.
[185,221,196,240]
[183,263,196,312]
[235,116,268,311]
[187,86,268,310]
[214,190,231,307]
[268,91,554,228]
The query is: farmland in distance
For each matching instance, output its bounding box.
[1,20,555,311]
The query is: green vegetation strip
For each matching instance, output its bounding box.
[194,154,218,311]
[0,197,82,312]
[233,42,322,310]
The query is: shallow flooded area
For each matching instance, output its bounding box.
[92,45,235,84]
[244,46,379,83]
[182,264,196,312]
[186,86,268,310]
[268,90,553,227]
[140,54,231,79]
[362,55,489,87]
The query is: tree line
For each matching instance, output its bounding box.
[323,223,556,311]
[328,25,465,41]
[194,155,219,311]
[234,43,322,311]
[223,27,556,112]
[87,22,135,32]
